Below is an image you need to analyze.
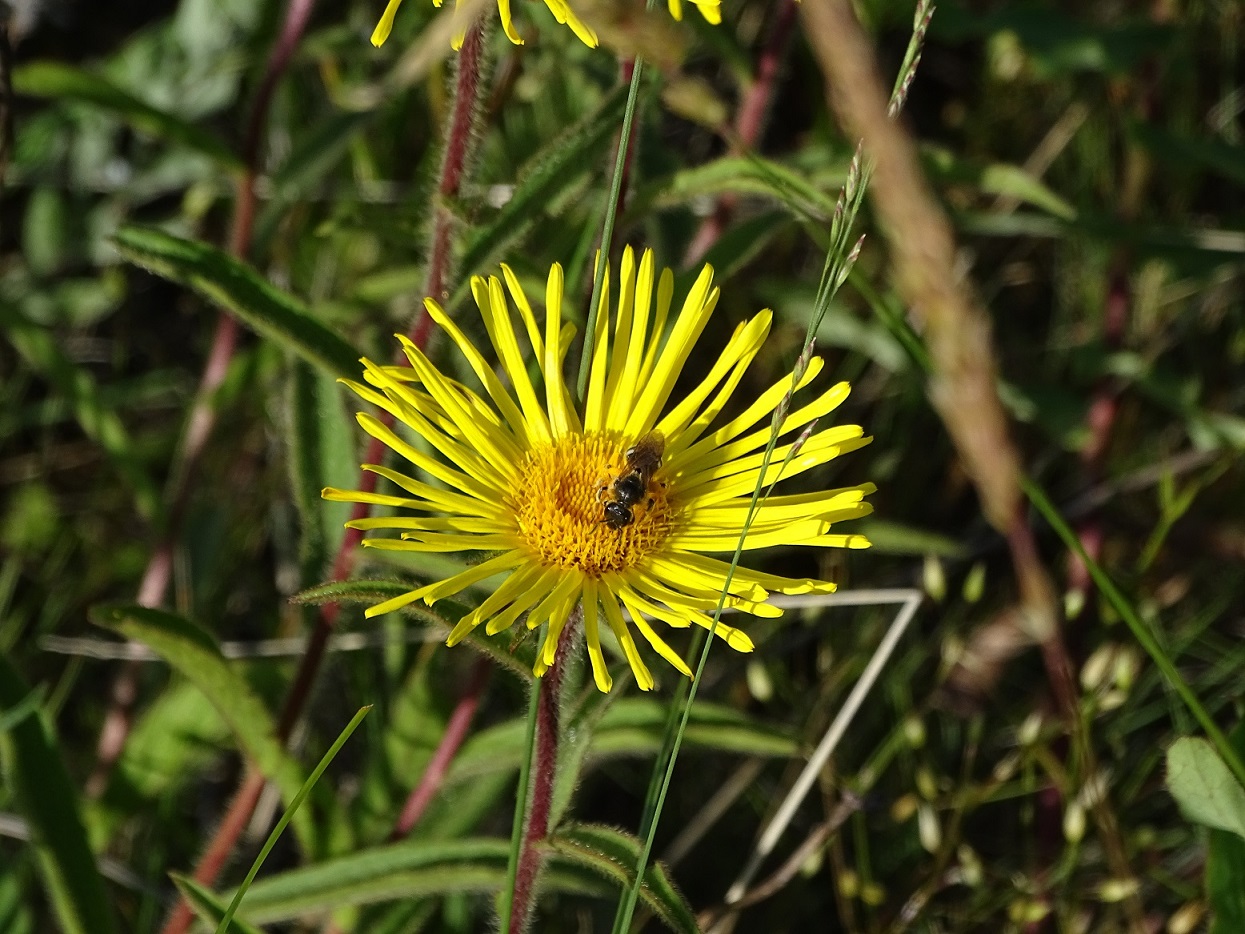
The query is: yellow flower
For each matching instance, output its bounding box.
[370,0,725,50]
[324,248,873,692]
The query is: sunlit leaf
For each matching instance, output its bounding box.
[1166,737,1245,839]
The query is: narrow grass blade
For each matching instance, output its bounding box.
[1023,476,1245,791]
[216,705,371,934]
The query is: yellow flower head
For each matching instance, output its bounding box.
[325,248,873,692]
[371,0,723,50]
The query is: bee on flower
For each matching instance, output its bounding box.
[324,248,872,692]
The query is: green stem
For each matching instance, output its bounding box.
[574,8,656,402]
[1023,475,1245,790]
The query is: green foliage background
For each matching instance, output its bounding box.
[2,0,1244,931]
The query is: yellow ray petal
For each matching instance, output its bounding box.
[393,339,521,483]
[602,247,638,429]
[542,0,598,46]
[625,265,719,435]
[496,0,524,44]
[415,302,533,447]
[364,533,514,553]
[356,412,503,504]
[600,588,655,690]
[484,567,562,636]
[583,257,613,432]
[361,463,504,518]
[655,311,770,441]
[579,580,612,691]
[544,263,574,436]
[474,275,552,443]
[536,587,580,671]
[371,0,404,46]
[675,553,836,596]
[615,587,692,677]
[414,550,526,606]
[500,264,546,360]
[448,562,544,643]
[675,376,849,473]
[635,267,674,389]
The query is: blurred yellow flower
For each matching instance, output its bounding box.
[325,248,873,691]
[371,0,724,50]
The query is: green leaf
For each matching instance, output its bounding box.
[459,83,630,281]
[88,604,317,854]
[111,227,363,381]
[593,697,797,759]
[696,211,791,285]
[921,145,1076,219]
[95,681,229,848]
[12,62,241,170]
[1166,737,1245,839]
[545,823,698,934]
[0,686,44,735]
[230,836,606,923]
[1209,828,1245,934]
[170,875,264,934]
[553,685,626,826]
[633,155,840,222]
[0,653,116,934]
[1209,720,1245,932]
[3,313,162,523]
[239,838,488,921]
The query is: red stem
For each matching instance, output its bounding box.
[158,20,492,933]
[87,0,319,798]
[390,657,492,840]
[684,0,798,267]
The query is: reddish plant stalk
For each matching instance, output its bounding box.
[88,0,320,797]
[390,656,492,840]
[159,20,492,934]
[684,0,799,267]
[1065,265,1129,598]
[508,627,576,934]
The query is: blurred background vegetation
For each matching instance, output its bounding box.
[2,0,1244,931]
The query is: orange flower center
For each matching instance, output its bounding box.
[511,433,674,577]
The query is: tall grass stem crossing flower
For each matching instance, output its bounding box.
[324,248,873,692]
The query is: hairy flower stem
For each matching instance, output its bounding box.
[506,615,579,934]
[158,18,493,934]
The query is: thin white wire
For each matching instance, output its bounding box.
[723,588,923,907]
